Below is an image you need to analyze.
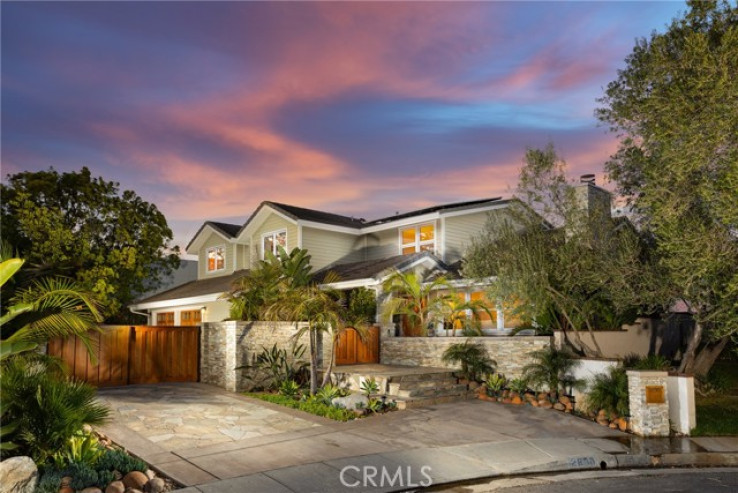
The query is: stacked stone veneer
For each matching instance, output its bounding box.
[627,370,670,437]
[380,336,551,378]
[201,321,332,392]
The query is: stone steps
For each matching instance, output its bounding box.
[384,371,469,408]
[392,392,473,410]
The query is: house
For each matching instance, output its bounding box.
[128,195,532,328]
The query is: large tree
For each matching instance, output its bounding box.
[464,145,663,358]
[597,0,738,374]
[1,168,180,319]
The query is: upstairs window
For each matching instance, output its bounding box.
[400,223,435,254]
[262,230,287,259]
[207,246,225,272]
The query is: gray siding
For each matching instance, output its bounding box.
[363,228,398,261]
[301,227,363,270]
[443,211,492,263]
[249,213,298,263]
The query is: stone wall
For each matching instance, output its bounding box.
[627,370,670,437]
[201,321,332,392]
[380,336,551,378]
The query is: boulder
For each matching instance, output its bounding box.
[596,417,610,426]
[558,395,571,406]
[332,392,369,410]
[0,456,38,493]
[112,471,123,481]
[106,481,125,493]
[511,395,523,405]
[565,402,573,412]
[539,400,553,409]
[144,478,166,493]
[59,487,74,493]
[122,471,148,491]
[553,402,566,411]
[144,470,156,481]
[608,421,618,429]
[537,393,548,401]
[125,489,143,493]
[82,424,93,434]
[501,398,512,404]
[617,418,628,432]
[530,400,540,407]
[596,409,608,420]
[524,393,536,402]
[80,488,102,493]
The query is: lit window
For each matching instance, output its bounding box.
[400,223,435,254]
[180,310,202,326]
[262,230,287,259]
[156,312,174,326]
[207,246,225,272]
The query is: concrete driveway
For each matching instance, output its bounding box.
[97,382,625,488]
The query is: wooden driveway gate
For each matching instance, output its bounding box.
[47,325,199,386]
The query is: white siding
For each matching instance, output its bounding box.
[301,227,363,270]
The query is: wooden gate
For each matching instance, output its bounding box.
[335,326,380,366]
[47,325,199,386]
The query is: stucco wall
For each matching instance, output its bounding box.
[380,336,551,378]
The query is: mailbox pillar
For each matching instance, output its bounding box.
[627,370,670,437]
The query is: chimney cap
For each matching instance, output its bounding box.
[580,174,596,184]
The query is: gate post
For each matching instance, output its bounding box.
[627,370,670,437]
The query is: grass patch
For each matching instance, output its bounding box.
[245,392,357,421]
[693,395,738,436]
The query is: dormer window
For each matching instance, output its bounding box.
[400,223,435,254]
[207,246,225,272]
[262,230,287,259]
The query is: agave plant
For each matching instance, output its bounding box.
[485,374,507,397]
[360,377,380,397]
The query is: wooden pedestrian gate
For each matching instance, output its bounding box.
[47,325,199,386]
[335,326,380,366]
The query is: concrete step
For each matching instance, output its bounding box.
[390,372,457,383]
[393,392,472,410]
[395,384,469,399]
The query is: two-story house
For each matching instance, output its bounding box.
[129,195,531,329]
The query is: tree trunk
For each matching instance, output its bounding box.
[321,334,337,387]
[309,327,319,395]
[678,321,704,373]
[692,336,729,377]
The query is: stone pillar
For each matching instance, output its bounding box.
[667,374,696,435]
[627,370,670,437]
[200,321,237,391]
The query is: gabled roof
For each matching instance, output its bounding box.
[313,252,449,284]
[267,202,367,228]
[132,269,249,306]
[365,197,505,226]
[186,220,242,251]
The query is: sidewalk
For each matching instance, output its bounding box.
[97,384,738,493]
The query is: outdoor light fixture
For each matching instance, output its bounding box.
[566,381,576,412]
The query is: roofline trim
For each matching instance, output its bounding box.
[130,292,222,310]
[185,223,235,253]
[234,202,297,242]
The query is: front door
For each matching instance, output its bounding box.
[335,326,380,365]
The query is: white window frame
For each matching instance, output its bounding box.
[261,229,287,259]
[206,245,226,273]
[398,222,436,255]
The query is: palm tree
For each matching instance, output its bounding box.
[522,346,580,398]
[441,295,496,336]
[381,270,451,336]
[264,281,347,395]
[1,258,102,361]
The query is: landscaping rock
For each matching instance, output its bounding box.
[617,418,628,432]
[106,481,125,493]
[125,489,143,493]
[0,456,38,493]
[122,472,148,490]
[144,470,156,481]
[537,393,548,401]
[597,409,608,420]
[332,392,369,410]
[80,487,102,493]
[59,487,74,493]
[501,398,512,404]
[524,393,536,402]
[530,400,539,407]
[112,471,123,481]
[553,402,566,411]
[468,381,480,391]
[609,421,618,429]
[144,478,165,493]
[597,417,610,426]
[539,400,553,409]
[511,395,523,405]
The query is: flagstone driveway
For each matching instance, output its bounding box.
[96,383,322,451]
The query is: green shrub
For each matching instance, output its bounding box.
[625,354,671,371]
[66,462,99,490]
[0,356,109,464]
[315,383,341,405]
[696,371,731,395]
[96,449,147,475]
[586,367,629,418]
[246,393,356,421]
[36,470,63,493]
[508,377,529,396]
[52,432,105,469]
[96,469,115,487]
[441,341,496,382]
[485,374,507,397]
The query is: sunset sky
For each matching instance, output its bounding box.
[1,1,685,251]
